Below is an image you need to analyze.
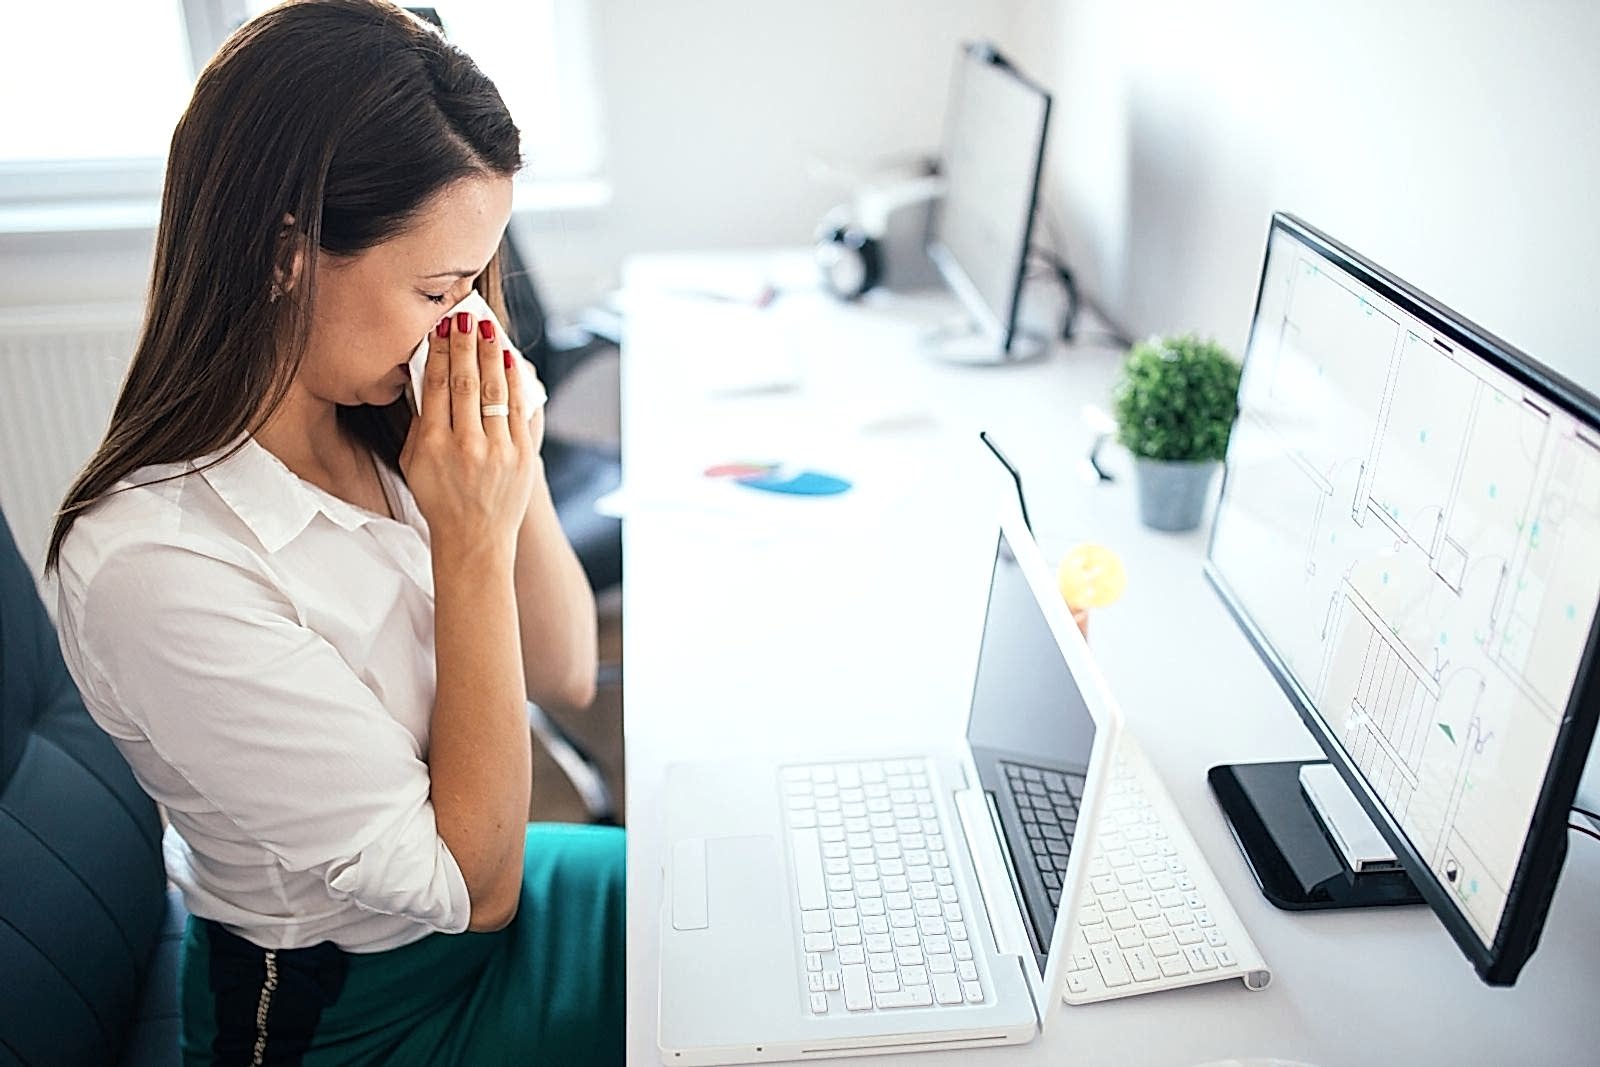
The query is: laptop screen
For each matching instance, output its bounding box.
[965,527,1098,972]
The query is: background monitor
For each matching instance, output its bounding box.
[924,42,1050,363]
[1206,212,1600,985]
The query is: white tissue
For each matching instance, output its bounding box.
[407,290,547,417]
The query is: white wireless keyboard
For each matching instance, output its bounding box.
[1063,736,1272,1002]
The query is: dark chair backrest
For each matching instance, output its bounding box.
[0,507,169,1064]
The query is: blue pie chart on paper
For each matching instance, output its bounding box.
[736,469,852,496]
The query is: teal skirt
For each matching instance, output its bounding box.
[179,824,625,1066]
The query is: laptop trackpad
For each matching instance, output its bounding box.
[661,833,797,1049]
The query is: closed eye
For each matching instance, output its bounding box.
[424,292,449,304]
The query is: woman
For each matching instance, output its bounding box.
[45,2,623,1063]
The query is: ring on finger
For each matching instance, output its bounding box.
[480,403,510,418]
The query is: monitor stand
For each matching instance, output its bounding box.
[1208,759,1424,911]
[919,317,1047,365]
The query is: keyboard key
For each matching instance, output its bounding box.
[876,987,934,1009]
[808,973,824,993]
[1125,947,1161,982]
[1082,923,1111,944]
[839,945,865,965]
[824,971,840,991]
[924,935,950,955]
[869,952,896,973]
[933,973,963,1005]
[893,928,918,948]
[1159,955,1190,978]
[834,908,859,928]
[958,960,979,982]
[1216,947,1237,968]
[810,991,829,1014]
[829,891,854,910]
[1205,929,1227,948]
[954,941,973,961]
[901,965,929,986]
[854,911,884,933]
[1115,929,1143,949]
[895,946,924,967]
[792,829,827,910]
[1131,900,1159,921]
[803,932,833,953]
[1106,910,1136,931]
[963,980,984,1004]
[871,971,899,993]
[918,917,946,936]
[802,911,831,934]
[1174,926,1204,946]
[1140,920,1166,939]
[843,965,871,1010]
[806,952,822,971]
[1066,971,1090,995]
[928,954,956,975]
[1148,935,1180,957]
[1184,945,1218,972]
[1092,945,1131,987]
[836,926,861,946]
[949,921,967,942]
[1090,875,1117,896]
[865,933,892,953]
[1195,910,1215,928]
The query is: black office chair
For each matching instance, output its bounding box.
[499,233,624,825]
[0,503,185,1067]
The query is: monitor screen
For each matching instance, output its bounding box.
[1207,214,1600,983]
[926,42,1050,351]
[966,527,1097,973]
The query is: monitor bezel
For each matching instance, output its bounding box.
[1204,211,1600,985]
[924,41,1051,355]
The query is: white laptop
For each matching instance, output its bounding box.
[657,500,1272,1064]
[658,499,1116,1063]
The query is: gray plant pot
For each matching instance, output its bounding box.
[1134,457,1220,532]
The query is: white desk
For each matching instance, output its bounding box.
[618,251,1600,1066]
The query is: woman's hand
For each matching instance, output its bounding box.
[400,311,539,554]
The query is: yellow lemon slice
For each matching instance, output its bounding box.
[1057,543,1127,609]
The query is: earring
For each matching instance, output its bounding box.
[269,282,283,303]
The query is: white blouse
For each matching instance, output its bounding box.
[54,432,473,952]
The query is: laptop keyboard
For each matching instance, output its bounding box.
[782,758,986,1014]
[998,759,1084,911]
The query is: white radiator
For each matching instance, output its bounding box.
[0,304,142,616]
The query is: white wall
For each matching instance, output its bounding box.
[1008,0,1600,390]
[526,0,1019,304]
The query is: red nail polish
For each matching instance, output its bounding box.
[478,319,495,340]
[503,349,513,369]
[435,318,449,338]
[455,311,471,334]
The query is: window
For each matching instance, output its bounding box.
[1,0,603,220]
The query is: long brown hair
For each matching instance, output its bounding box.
[45,0,522,575]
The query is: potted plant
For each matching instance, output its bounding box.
[1112,334,1242,532]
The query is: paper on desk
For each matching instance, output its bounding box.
[672,300,803,396]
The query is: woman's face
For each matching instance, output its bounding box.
[295,174,516,409]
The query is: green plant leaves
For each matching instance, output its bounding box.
[1113,334,1242,462]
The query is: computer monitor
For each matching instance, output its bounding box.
[923,41,1050,364]
[1205,212,1600,985]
